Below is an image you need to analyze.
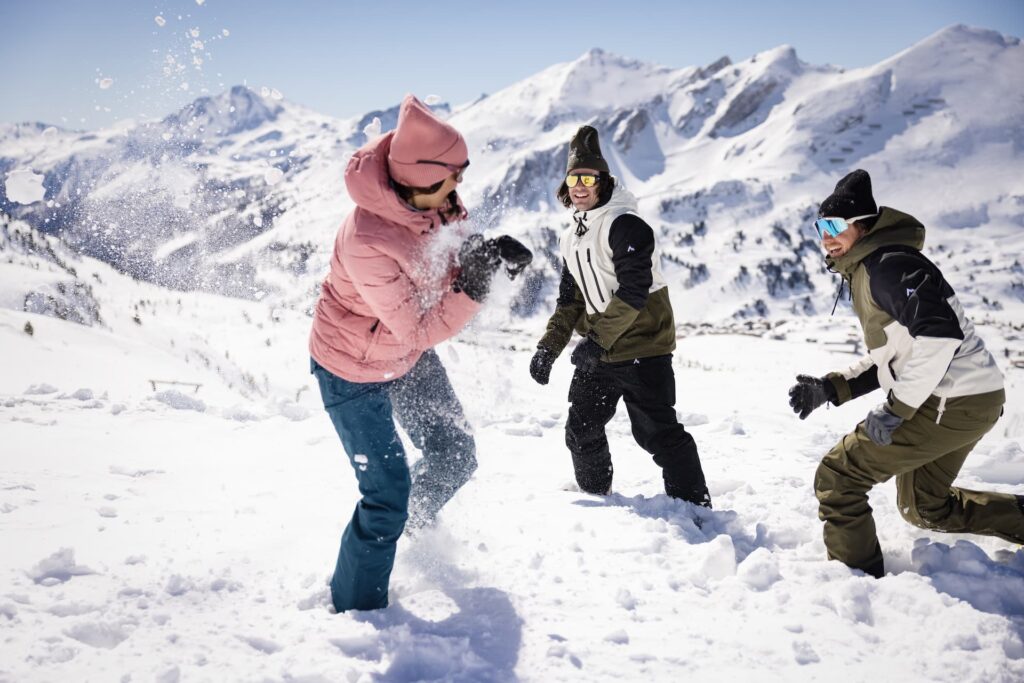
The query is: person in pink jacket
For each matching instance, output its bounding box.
[309,94,531,613]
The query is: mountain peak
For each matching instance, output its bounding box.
[571,47,656,73]
[162,86,284,136]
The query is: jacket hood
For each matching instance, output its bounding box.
[344,132,467,234]
[573,180,638,226]
[827,207,925,277]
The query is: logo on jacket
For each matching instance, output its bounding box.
[906,287,917,297]
[627,245,635,253]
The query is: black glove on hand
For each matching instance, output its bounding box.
[454,234,501,302]
[788,374,837,420]
[570,337,604,374]
[864,404,903,446]
[494,235,533,280]
[529,346,556,385]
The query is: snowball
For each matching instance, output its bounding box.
[222,29,230,37]
[270,88,283,100]
[362,116,382,139]
[5,169,46,204]
[154,16,166,27]
[424,94,443,105]
[263,167,284,186]
[98,78,113,90]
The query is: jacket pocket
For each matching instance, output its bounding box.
[361,319,384,362]
[586,249,606,305]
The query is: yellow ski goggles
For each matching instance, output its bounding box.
[565,173,600,188]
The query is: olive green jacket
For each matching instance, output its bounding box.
[824,207,1003,419]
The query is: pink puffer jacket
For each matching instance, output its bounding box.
[309,132,480,383]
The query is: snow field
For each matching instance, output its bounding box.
[2,307,1023,681]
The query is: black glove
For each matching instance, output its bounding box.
[494,235,533,280]
[530,346,556,385]
[453,234,501,302]
[788,374,836,420]
[570,337,604,374]
[864,404,903,446]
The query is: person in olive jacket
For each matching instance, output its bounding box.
[789,169,1024,578]
[529,125,711,507]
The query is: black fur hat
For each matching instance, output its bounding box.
[819,169,877,219]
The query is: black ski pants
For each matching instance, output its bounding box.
[565,354,709,505]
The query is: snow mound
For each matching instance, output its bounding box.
[152,390,206,412]
[28,548,95,585]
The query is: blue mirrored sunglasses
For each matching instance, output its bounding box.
[813,214,876,239]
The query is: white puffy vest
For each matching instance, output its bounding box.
[558,184,667,315]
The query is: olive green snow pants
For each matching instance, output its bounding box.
[815,389,1024,577]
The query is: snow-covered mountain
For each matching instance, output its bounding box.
[1,24,1022,322]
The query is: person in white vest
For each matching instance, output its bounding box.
[529,125,711,507]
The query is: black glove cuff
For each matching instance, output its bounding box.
[821,376,838,404]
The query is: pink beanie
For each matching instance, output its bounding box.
[387,94,468,188]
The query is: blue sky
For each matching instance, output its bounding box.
[2,0,1021,129]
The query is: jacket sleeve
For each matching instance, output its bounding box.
[345,244,481,349]
[588,214,654,350]
[826,363,880,405]
[869,251,964,419]
[538,261,586,356]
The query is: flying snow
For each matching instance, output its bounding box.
[4,169,46,204]
[363,116,383,138]
[263,167,285,186]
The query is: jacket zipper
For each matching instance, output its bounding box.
[575,250,598,313]
[586,249,605,304]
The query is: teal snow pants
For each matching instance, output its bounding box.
[311,350,477,612]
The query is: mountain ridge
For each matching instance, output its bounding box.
[1,23,1021,323]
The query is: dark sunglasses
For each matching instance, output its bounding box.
[565,173,600,188]
[417,158,470,182]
